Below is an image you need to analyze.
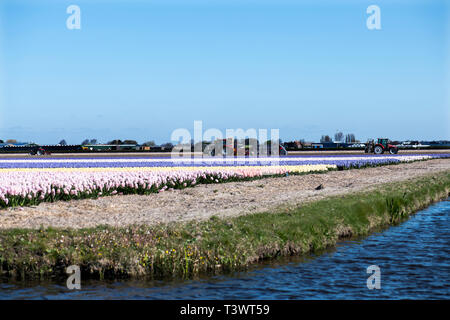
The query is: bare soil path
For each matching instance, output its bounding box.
[0,159,449,229]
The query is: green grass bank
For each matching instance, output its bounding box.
[1,170,449,280]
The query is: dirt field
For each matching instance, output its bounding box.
[0,158,449,230]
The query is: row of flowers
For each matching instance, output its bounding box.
[0,164,335,208]
[0,154,447,169]
[0,154,447,208]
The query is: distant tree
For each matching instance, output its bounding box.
[89,139,98,145]
[59,139,67,146]
[161,142,174,149]
[0,140,4,143]
[108,139,123,145]
[123,140,138,145]
[6,139,17,144]
[334,131,344,142]
[142,140,156,147]
[320,135,332,143]
[81,139,90,145]
[345,134,356,143]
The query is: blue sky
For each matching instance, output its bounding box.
[0,0,448,144]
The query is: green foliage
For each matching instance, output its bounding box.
[0,171,448,280]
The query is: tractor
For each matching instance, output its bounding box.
[29,147,51,156]
[365,138,398,154]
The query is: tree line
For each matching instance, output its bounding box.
[2,133,357,147]
[320,131,358,144]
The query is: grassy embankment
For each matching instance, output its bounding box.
[0,170,449,280]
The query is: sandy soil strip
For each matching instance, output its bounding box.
[0,159,449,229]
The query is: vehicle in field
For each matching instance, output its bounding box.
[365,138,398,154]
[29,147,51,156]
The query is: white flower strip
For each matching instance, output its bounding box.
[0,165,334,206]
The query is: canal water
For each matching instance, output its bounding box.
[1,199,449,299]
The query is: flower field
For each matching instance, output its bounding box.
[0,154,448,208]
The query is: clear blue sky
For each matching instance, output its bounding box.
[0,0,448,144]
